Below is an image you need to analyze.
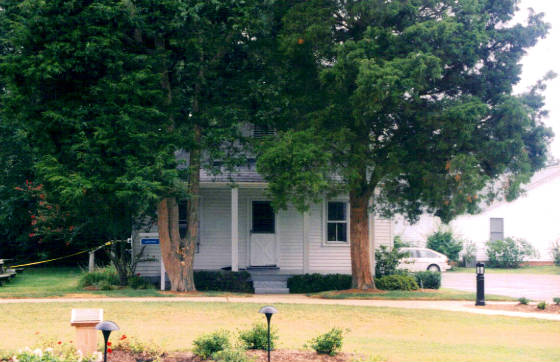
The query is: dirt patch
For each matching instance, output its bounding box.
[60,293,105,298]
[480,303,560,314]
[107,350,358,362]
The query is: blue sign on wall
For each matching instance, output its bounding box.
[141,238,159,245]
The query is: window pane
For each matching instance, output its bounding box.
[252,201,275,233]
[337,223,347,242]
[328,202,346,221]
[327,223,337,241]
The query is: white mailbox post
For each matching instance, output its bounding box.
[70,309,103,356]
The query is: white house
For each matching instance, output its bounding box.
[133,160,394,292]
[393,165,560,263]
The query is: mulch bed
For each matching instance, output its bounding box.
[108,350,358,362]
[480,303,560,314]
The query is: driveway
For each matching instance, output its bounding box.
[442,272,560,302]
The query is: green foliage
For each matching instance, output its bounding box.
[375,275,419,291]
[415,271,441,289]
[212,349,253,362]
[460,241,477,267]
[287,274,351,293]
[537,301,546,310]
[127,275,155,290]
[375,245,410,277]
[518,297,530,305]
[427,231,463,262]
[194,271,254,293]
[192,330,231,359]
[553,297,560,305]
[78,266,153,290]
[114,335,163,360]
[486,238,536,268]
[551,241,560,266]
[239,323,278,350]
[307,328,345,356]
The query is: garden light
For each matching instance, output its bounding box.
[96,320,119,362]
[258,305,277,362]
[475,262,485,306]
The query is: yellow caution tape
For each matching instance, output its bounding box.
[8,241,117,268]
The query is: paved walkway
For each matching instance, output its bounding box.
[2,295,559,321]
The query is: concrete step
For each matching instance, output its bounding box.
[254,287,290,294]
[253,280,287,289]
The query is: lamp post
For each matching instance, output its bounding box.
[258,306,277,362]
[95,320,119,362]
[475,262,485,306]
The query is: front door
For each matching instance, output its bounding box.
[250,201,276,266]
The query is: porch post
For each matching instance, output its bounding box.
[231,187,239,272]
[303,211,310,273]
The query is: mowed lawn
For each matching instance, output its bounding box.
[0,301,559,362]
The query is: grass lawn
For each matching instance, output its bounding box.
[0,301,558,362]
[450,265,560,275]
[314,288,516,301]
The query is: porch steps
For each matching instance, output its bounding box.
[249,272,291,294]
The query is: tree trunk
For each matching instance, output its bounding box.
[157,198,195,291]
[349,189,375,290]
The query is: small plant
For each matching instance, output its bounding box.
[307,328,345,356]
[114,335,162,359]
[553,297,560,305]
[551,241,560,266]
[212,348,253,362]
[518,297,530,305]
[375,238,410,277]
[193,330,231,359]
[239,323,278,350]
[427,231,463,262]
[537,301,546,310]
[414,271,441,289]
[460,240,477,267]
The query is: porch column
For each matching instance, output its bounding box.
[303,211,310,273]
[231,187,239,272]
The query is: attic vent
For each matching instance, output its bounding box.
[252,125,275,138]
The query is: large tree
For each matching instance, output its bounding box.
[257,0,554,289]
[0,0,176,282]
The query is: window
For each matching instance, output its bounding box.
[252,125,275,138]
[252,201,275,233]
[327,201,348,242]
[490,218,504,241]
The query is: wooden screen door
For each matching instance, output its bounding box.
[250,201,276,266]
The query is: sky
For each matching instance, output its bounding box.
[515,1,560,161]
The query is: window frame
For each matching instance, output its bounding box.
[322,199,350,246]
[490,217,504,241]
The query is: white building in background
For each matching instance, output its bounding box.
[394,165,560,263]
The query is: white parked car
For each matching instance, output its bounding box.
[398,247,451,272]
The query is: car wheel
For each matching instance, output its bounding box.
[427,264,440,272]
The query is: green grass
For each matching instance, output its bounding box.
[450,265,560,275]
[314,288,516,301]
[0,301,558,362]
[0,267,245,298]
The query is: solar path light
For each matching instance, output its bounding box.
[475,262,485,306]
[96,320,119,362]
[258,305,277,362]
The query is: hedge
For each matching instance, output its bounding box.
[287,273,352,293]
[374,274,418,291]
[194,270,254,293]
[414,271,441,289]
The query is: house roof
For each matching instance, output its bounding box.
[200,163,264,183]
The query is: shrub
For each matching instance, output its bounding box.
[375,244,410,277]
[114,335,162,360]
[518,297,530,305]
[307,328,344,356]
[486,238,536,268]
[128,275,154,289]
[78,266,119,288]
[212,349,253,362]
[537,301,546,310]
[414,271,441,289]
[460,241,477,267]
[193,330,231,359]
[551,241,560,266]
[375,274,418,291]
[553,297,560,305]
[194,270,254,293]
[287,274,351,293]
[427,231,463,262]
[239,323,278,350]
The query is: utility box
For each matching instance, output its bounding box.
[70,309,103,356]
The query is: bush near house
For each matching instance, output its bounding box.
[194,270,254,293]
[427,231,463,262]
[287,273,351,293]
[375,243,410,277]
[486,238,536,268]
[375,274,418,291]
[79,266,154,290]
[414,271,441,289]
